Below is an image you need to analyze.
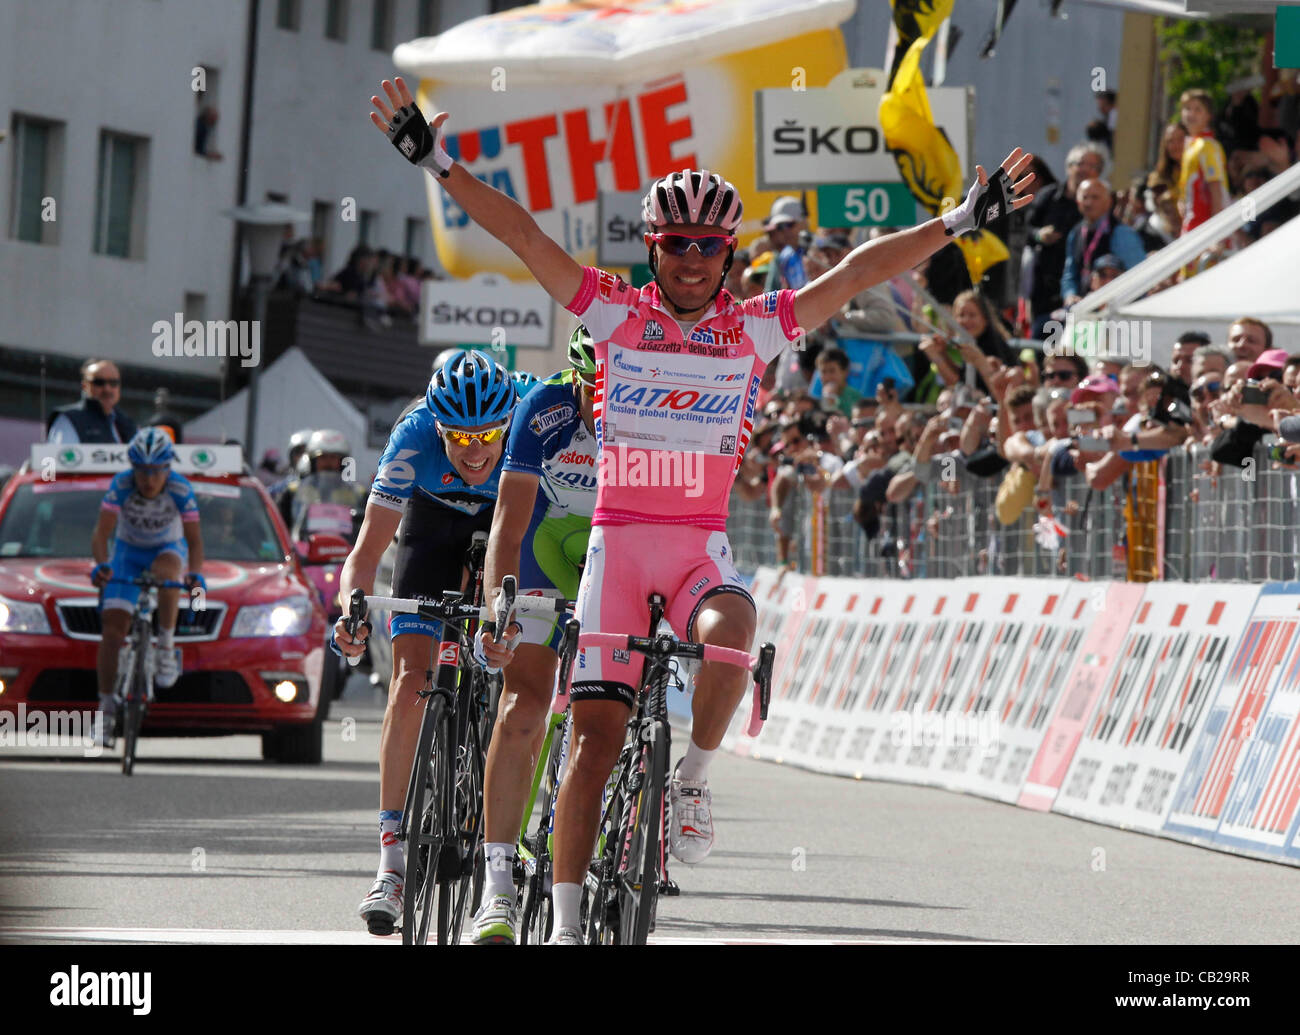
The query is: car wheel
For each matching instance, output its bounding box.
[319,635,340,721]
[274,720,323,765]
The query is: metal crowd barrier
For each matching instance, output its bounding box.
[726,442,1300,583]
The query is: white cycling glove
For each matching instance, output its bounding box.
[385,100,454,179]
[942,167,1015,237]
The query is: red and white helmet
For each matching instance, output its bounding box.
[642,169,743,232]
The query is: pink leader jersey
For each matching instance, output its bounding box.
[565,267,801,531]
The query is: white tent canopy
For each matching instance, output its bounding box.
[185,347,381,479]
[1115,213,1300,363]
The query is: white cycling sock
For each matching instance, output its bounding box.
[157,626,175,650]
[552,882,582,934]
[97,693,116,717]
[378,810,404,877]
[676,739,716,782]
[483,842,515,899]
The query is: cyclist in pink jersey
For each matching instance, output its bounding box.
[371,77,1034,943]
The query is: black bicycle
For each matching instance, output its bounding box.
[98,574,194,776]
[556,595,775,945]
[347,534,505,945]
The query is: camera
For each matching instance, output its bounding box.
[851,417,875,429]
[1066,407,1095,426]
[1242,379,1270,406]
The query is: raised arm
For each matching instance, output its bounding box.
[793,150,1036,334]
[370,77,583,307]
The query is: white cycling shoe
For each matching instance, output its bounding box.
[548,926,584,945]
[359,871,404,935]
[669,763,715,865]
[154,647,181,690]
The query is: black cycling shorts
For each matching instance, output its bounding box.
[389,495,494,638]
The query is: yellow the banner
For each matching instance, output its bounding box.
[881,0,1007,283]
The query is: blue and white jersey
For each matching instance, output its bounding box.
[369,403,503,516]
[101,470,200,548]
[503,370,597,524]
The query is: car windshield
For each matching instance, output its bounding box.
[0,480,287,562]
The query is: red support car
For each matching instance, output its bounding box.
[0,444,337,764]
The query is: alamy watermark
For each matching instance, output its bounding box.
[151,313,260,368]
[596,443,704,497]
[889,709,1000,757]
[0,704,104,757]
[1042,314,1152,365]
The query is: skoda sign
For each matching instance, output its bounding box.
[756,67,972,191]
[419,274,553,349]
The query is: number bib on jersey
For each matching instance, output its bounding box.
[602,343,752,458]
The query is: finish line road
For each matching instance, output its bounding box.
[2,680,1297,945]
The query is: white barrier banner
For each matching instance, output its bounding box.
[1164,585,1300,848]
[898,579,1065,798]
[1053,583,1258,833]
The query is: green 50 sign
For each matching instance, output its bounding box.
[816,183,916,227]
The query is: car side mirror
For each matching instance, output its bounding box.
[304,533,350,565]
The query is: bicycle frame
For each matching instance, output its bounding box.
[354,534,498,944]
[549,596,775,945]
[101,574,189,776]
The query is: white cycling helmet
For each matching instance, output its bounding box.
[642,169,743,232]
[307,429,350,458]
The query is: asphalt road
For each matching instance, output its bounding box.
[3,672,1298,946]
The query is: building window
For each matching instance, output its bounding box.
[417,0,439,36]
[371,0,393,51]
[183,292,207,324]
[276,0,300,30]
[325,0,348,41]
[193,65,222,159]
[312,200,333,271]
[358,209,377,246]
[93,131,148,259]
[8,115,63,245]
[404,217,425,263]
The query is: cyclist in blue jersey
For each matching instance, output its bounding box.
[332,349,516,935]
[471,327,598,943]
[512,370,541,397]
[89,427,206,742]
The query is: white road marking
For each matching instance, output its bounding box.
[0,926,940,946]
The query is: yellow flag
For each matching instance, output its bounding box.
[882,0,1009,282]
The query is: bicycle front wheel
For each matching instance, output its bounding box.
[401,694,451,946]
[436,704,484,945]
[121,627,150,777]
[618,721,668,945]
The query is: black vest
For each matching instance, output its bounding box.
[46,396,137,444]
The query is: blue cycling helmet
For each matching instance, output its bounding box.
[127,426,176,467]
[512,370,540,398]
[426,349,516,427]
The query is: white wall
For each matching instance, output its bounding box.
[0,0,247,375]
[0,0,500,380]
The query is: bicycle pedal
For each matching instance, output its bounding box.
[660,879,680,896]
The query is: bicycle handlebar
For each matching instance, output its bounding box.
[574,630,773,737]
[363,594,483,623]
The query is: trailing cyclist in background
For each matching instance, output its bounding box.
[89,427,207,746]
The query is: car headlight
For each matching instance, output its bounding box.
[230,595,313,638]
[0,596,52,635]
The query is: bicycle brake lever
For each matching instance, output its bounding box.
[344,587,368,668]
[755,642,775,720]
[495,574,519,650]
